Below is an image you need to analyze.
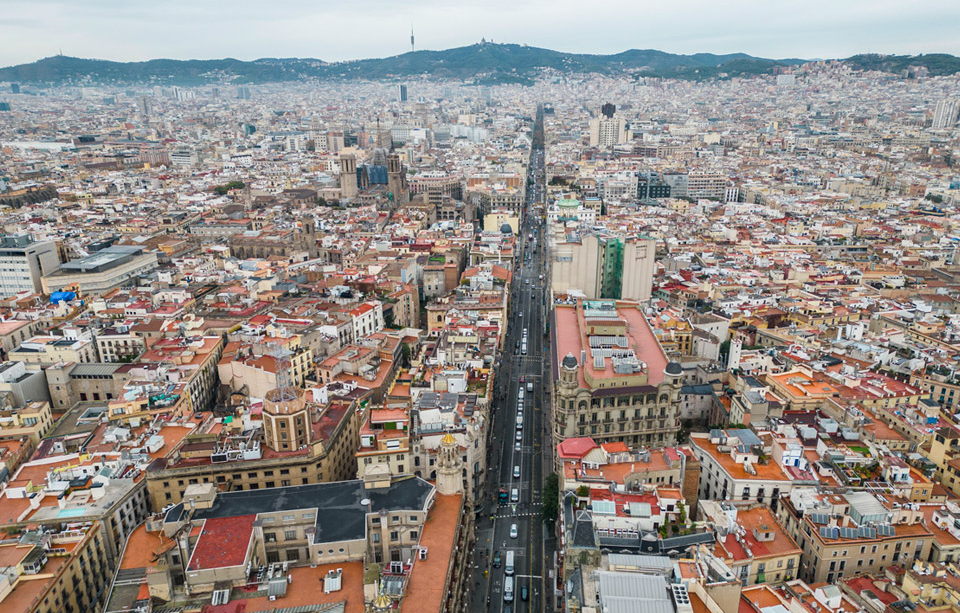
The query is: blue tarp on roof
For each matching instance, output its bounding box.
[50,291,76,304]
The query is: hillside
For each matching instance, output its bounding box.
[1,45,956,85]
[843,53,960,76]
[0,44,798,85]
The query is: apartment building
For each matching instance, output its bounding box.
[552,234,655,301]
[777,489,934,584]
[552,299,682,447]
[689,429,818,510]
[144,390,362,509]
[699,501,801,585]
[588,115,628,147]
[0,234,59,298]
[108,475,472,613]
[0,524,111,613]
[9,330,98,366]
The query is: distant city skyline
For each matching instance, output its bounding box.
[1,0,959,67]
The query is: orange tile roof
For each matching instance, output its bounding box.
[0,552,67,613]
[690,434,792,482]
[400,493,462,613]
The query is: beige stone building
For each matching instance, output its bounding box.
[145,392,363,510]
[552,299,682,447]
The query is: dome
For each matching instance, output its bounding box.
[500,223,513,234]
[665,361,683,376]
[562,352,578,369]
[371,593,392,612]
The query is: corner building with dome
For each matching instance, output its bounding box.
[552,299,683,448]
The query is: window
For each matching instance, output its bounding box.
[390,531,399,541]
[410,531,418,539]
[284,530,296,540]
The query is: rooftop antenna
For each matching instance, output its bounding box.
[410,26,415,53]
[268,342,299,402]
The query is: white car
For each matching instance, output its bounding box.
[515,441,522,451]
[515,430,522,441]
[510,524,518,538]
[513,465,520,478]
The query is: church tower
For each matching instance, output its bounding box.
[386,153,408,204]
[340,153,358,200]
[436,432,462,495]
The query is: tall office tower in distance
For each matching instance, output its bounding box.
[932,98,960,128]
[398,83,408,102]
[10,83,20,94]
[601,102,616,119]
[237,86,251,100]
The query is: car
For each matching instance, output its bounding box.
[510,523,518,538]
[515,340,520,348]
[515,441,522,451]
[515,430,522,441]
[519,375,525,383]
[521,585,529,601]
[493,550,502,568]
[513,465,520,478]
[518,311,522,317]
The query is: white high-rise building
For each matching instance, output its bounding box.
[932,98,960,129]
[0,235,59,298]
[588,116,628,147]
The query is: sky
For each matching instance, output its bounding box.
[1,0,959,67]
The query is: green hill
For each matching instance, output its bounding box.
[0,44,800,85]
[2,45,955,85]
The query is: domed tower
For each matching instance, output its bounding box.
[436,432,462,495]
[664,361,684,388]
[560,352,579,389]
[659,361,684,443]
[261,346,310,452]
[500,223,513,235]
[555,352,580,443]
[366,593,392,613]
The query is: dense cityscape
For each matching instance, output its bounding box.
[0,48,959,613]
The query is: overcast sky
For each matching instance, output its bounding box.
[1,0,958,67]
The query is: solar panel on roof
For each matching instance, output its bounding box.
[810,512,829,525]
[877,524,895,537]
[819,526,833,539]
[840,527,859,539]
[859,526,876,538]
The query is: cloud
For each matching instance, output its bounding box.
[0,0,958,66]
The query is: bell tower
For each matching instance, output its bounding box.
[340,153,358,200]
[436,432,462,495]
[387,153,408,204]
